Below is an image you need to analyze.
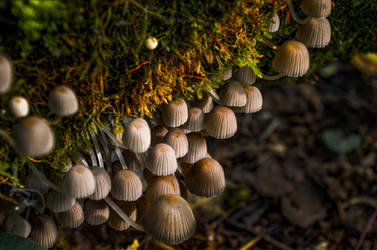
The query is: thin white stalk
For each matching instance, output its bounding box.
[15,188,46,214]
[262,73,283,80]
[73,151,89,167]
[98,131,112,171]
[288,0,310,25]
[115,146,128,170]
[97,123,127,149]
[208,89,220,103]
[82,131,98,167]
[88,127,104,168]
[27,162,62,192]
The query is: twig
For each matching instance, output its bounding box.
[355,209,377,250]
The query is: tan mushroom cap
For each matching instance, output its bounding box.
[89,167,111,200]
[220,80,247,107]
[29,215,58,249]
[24,173,49,194]
[107,200,137,231]
[268,13,280,33]
[233,66,256,85]
[111,169,143,201]
[162,98,188,127]
[163,128,189,158]
[184,107,204,132]
[234,86,263,113]
[143,194,196,245]
[297,17,331,48]
[123,118,151,153]
[272,40,310,77]
[205,106,237,139]
[151,125,169,145]
[145,174,180,202]
[15,116,54,157]
[46,189,76,213]
[9,96,29,118]
[147,143,178,176]
[48,85,78,116]
[84,200,110,226]
[63,164,96,198]
[4,214,31,238]
[185,158,226,198]
[193,92,213,114]
[182,133,207,164]
[302,0,331,18]
[56,202,84,228]
[0,55,12,93]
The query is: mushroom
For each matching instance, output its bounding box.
[185,158,225,197]
[4,214,31,237]
[145,37,158,50]
[182,133,207,164]
[63,164,96,199]
[221,69,232,81]
[48,85,78,116]
[161,98,188,128]
[0,55,12,93]
[145,174,180,202]
[205,106,237,139]
[192,92,213,114]
[234,86,263,113]
[123,150,143,172]
[219,80,247,107]
[123,118,151,153]
[107,200,137,231]
[29,215,58,249]
[24,173,49,194]
[268,13,280,33]
[163,128,189,158]
[9,96,29,118]
[143,194,196,245]
[301,0,331,18]
[147,143,178,176]
[56,202,84,228]
[111,169,143,201]
[46,189,75,213]
[151,125,169,146]
[84,200,109,226]
[233,66,256,85]
[89,167,111,200]
[15,116,54,157]
[184,107,204,132]
[296,17,331,48]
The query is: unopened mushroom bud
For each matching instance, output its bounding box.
[163,128,188,158]
[151,125,169,145]
[48,85,78,116]
[29,215,58,249]
[268,13,280,33]
[84,200,109,226]
[221,69,232,81]
[233,66,256,85]
[89,167,111,200]
[123,118,151,153]
[107,200,137,231]
[296,17,331,48]
[147,143,178,176]
[234,86,263,113]
[193,92,214,114]
[302,0,331,18]
[162,98,188,128]
[4,214,31,237]
[15,116,54,157]
[272,40,310,77]
[56,202,84,228]
[185,158,226,198]
[24,173,49,194]
[111,169,143,201]
[143,194,196,245]
[9,96,29,118]
[219,80,247,107]
[184,107,204,132]
[46,189,75,213]
[0,55,12,93]
[205,106,237,139]
[145,37,158,50]
[145,175,180,202]
[182,133,207,164]
[63,164,96,199]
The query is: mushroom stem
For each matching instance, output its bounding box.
[261,35,278,49]
[97,130,112,171]
[288,0,310,25]
[115,146,128,170]
[0,129,15,149]
[14,188,46,214]
[27,162,62,192]
[88,127,104,168]
[104,196,145,232]
[97,123,126,149]
[73,151,89,167]
[83,131,98,167]
[262,73,283,81]
[208,89,220,103]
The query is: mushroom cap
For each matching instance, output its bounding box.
[123,118,151,153]
[9,96,29,118]
[219,80,247,107]
[4,215,31,237]
[123,150,144,172]
[185,158,226,198]
[107,200,137,231]
[29,215,58,249]
[46,190,75,213]
[145,175,180,202]
[162,98,188,127]
[48,85,78,116]
[143,194,196,245]
[272,40,310,77]
[205,106,237,139]
[15,116,54,157]
[184,107,204,132]
[221,69,232,81]
[56,202,84,228]
[89,167,111,200]
[163,128,189,158]
[296,17,331,48]
[0,55,12,93]
[145,37,158,50]
[24,173,49,194]
[233,66,256,85]
[182,133,207,164]
[234,86,263,113]
[84,200,109,226]
[193,92,214,114]
[111,169,143,201]
[268,13,280,33]
[63,164,96,198]
[151,125,169,145]
[147,143,178,176]
[302,0,331,18]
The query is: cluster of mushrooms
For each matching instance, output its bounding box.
[0,0,332,248]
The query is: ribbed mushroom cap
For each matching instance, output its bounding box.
[107,200,137,231]
[219,80,247,107]
[272,40,310,77]
[89,167,111,200]
[123,118,151,153]
[48,85,78,116]
[233,66,256,85]
[123,150,143,172]
[56,202,84,228]
[182,133,207,164]
[145,175,180,202]
[147,143,178,176]
[296,17,331,48]
[268,13,280,33]
[184,107,204,132]
[0,55,12,93]
[143,194,196,245]
[162,98,188,127]
[29,215,58,249]
[185,158,225,198]
[84,200,109,226]
[63,164,96,199]
[151,125,169,145]
[163,128,189,158]
[24,173,49,194]
[15,116,54,157]
[46,190,75,213]
[234,86,263,113]
[221,69,232,81]
[302,0,331,18]
[9,96,29,118]
[4,215,31,237]
[205,106,237,139]
[111,169,143,201]
[193,92,213,114]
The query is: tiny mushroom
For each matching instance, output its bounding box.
[163,128,189,158]
[9,96,29,118]
[29,215,58,249]
[4,214,31,238]
[219,80,247,107]
[234,86,263,113]
[123,118,151,153]
[268,13,280,33]
[301,0,331,18]
[145,174,181,202]
[233,66,256,85]
[63,164,96,199]
[161,98,188,128]
[0,55,12,93]
[84,200,110,226]
[147,143,178,176]
[56,202,84,228]
[182,133,207,164]
[205,106,237,139]
[89,167,112,200]
[145,37,158,50]
[111,169,143,201]
[48,85,78,116]
[296,17,331,48]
